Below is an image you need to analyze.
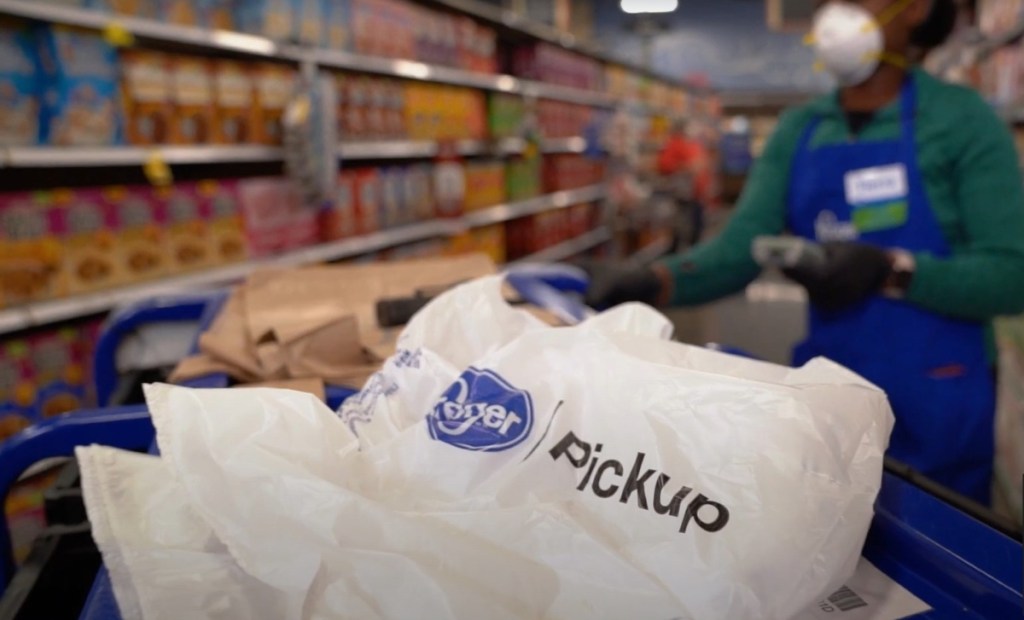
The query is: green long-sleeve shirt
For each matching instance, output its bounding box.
[663,68,1024,354]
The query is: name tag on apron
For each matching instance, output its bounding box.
[844,165,910,233]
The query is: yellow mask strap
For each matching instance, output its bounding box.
[873,0,918,29]
[866,50,910,69]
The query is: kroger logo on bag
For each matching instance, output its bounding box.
[428,368,534,452]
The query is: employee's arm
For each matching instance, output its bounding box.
[906,100,1024,320]
[660,112,802,305]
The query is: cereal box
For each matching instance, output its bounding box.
[321,170,358,240]
[293,0,321,45]
[119,49,172,145]
[47,189,121,295]
[35,26,121,146]
[321,0,351,50]
[354,168,381,234]
[212,60,257,144]
[0,20,42,146]
[253,63,296,145]
[234,0,294,40]
[108,186,167,284]
[0,341,34,443]
[403,164,435,221]
[168,56,215,144]
[160,182,216,272]
[378,167,404,229]
[156,0,199,26]
[95,0,158,18]
[29,327,88,419]
[199,180,249,265]
[199,0,235,29]
[0,193,61,307]
[238,177,317,257]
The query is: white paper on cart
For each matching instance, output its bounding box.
[793,558,932,620]
[79,275,894,620]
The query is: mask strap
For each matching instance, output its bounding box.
[871,50,910,69]
[874,0,917,28]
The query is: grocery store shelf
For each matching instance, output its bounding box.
[511,226,611,265]
[0,1,615,107]
[0,137,588,168]
[0,0,292,58]
[0,145,284,168]
[0,184,606,334]
[463,184,604,228]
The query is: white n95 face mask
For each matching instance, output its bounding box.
[810,2,885,86]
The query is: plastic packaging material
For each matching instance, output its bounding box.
[80,276,893,620]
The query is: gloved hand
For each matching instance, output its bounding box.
[783,241,892,312]
[584,261,666,309]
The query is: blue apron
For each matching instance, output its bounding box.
[787,77,995,504]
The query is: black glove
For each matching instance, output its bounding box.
[783,241,892,312]
[584,261,665,309]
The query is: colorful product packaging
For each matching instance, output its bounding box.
[199,180,249,265]
[119,49,172,145]
[238,177,318,257]
[35,25,121,146]
[354,168,382,234]
[29,327,88,419]
[292,0,321,45]
[199,0,235,29]
[156,0,200,26]
[212,60,257,144]
[253,63,296,145]
[168,56,216,144]
[403,164,435,222]
[160,182,216,272]
[321,170,358,240]
[321,0,351,50]
[233,0,294,40]
[0,193,62,307]
[109,186,168,284]
[0,19,42,146]
[0,340,34,443]
[47,189,121,295]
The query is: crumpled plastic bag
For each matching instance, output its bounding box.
[80,275,893,620]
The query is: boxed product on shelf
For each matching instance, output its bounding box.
[487,93,525,139]
[378,167,406,229]
[160,182,217,272]
[35,25,121,146]
[383,78,407,139]
[512,42,602,91]
[28,326,90,419]
[321,0,351,50]
[200,179,249,264]
[233,0,294,40]
[93,0,158,19]
[0,19,42,146]
[46,189,122,296]
[253,62,296,145]
[0,340,34,441]
[354,168,382,233]
[366,77,388,139]
[352,0,414,59]
[110,186,169,284]
[457,17,497,74]
[156,0,199,26]
[505,156,541,201]
[463,160,506,212]
[212,59,257,143]
[568,202,593,237]
[342,74,370,139]
[119,49,172,145]
[446,224,505,264]
[199,0,235,29]
[322,170,358,240]
[293,0,321,45]
[403,163,435,221]
[407,84,485,140]
[0,194,62,308]
[168,55,216,144]
[537,99,593,138]
[238,177,319,257]
[543,154,604,192]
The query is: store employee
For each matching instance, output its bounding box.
[589,0,1024,504]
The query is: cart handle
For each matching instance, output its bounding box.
[0,406,154,596]
[94,294,222,407]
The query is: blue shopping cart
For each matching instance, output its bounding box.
[0,268,1018,619]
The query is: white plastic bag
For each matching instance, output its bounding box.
[80,276,893,619]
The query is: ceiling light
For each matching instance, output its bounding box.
[620,0,678,14]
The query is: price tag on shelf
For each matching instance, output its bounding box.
[102,21,135,48]
[143,150,173,187]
